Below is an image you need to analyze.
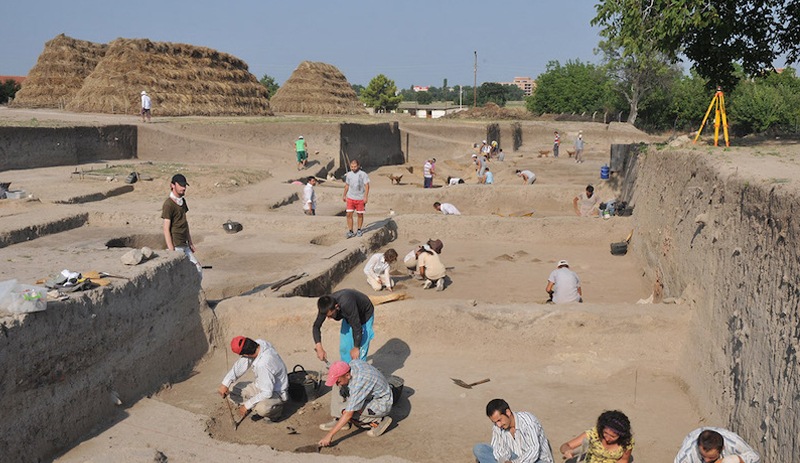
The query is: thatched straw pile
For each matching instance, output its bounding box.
[66,38,271,116]
[270,61,366,115]
[11,34,107,109]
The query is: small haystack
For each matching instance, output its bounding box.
[270,61,366,115]
[11,34,107,109]
[66,38,271,116]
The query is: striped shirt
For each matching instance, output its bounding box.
[491,411,554,463]
[345,360,392,416]
[423,160,433,178]
[674,427,760,463]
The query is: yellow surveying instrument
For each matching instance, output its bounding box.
[694,87,730,147]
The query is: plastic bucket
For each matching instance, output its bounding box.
[288,365,319,402]
[600,165,610,180]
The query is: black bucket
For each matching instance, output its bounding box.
[288,365,320,402]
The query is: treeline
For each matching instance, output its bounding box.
[0,79,22,104]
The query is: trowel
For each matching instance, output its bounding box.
[451,377,491,389]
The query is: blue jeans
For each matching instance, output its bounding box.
[424,177,433,188]
[339,316,374,361]
[473,443,517,463]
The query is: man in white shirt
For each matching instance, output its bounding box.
[363,249,397,291]
[674,427,760,463]
[516,169,536,185]
[473,398,555,463]
[546,260,582,304]
[573,185,600,217]
[423,159,434,188]
[434,201,461,215]
[217,336,289,422]
[140,90,151,123]
[303,176,317,215]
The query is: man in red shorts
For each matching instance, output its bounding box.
[343,159,370,238]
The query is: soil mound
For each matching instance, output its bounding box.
[11,34,107,109]
[270,61,366,115]
[444,102,532,120]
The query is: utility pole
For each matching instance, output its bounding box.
[473,51,478,107]
[459,85,463,108]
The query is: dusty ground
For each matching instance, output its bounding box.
[2,107,797,462]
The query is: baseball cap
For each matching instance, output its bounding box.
[298,135,304,139]
[471,154,478,158]
[141,90,147,95]
[231,336,247,354]
[171,174,189,186]
[557,260,569,267]
[325,361,351,386]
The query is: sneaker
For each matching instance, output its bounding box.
[346,230,355,239]
[356,229,363,237]
[366,417,392,437]
[436,278,445,291]
[319,419,351,431]
[422,279,433,289]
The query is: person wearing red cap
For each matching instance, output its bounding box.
[162,173,202,275]
[318,359,393,446]
[217,336,289,422]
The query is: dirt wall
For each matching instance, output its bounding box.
[0,256,213,462]
[629,148,799,461]
[0,125,137,170]
[339,122,403,173]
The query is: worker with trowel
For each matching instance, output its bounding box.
[312,289,376,364]
[318,360,393,446]
[218,336,289,423]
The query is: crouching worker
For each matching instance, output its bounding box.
[364,248,398,291]
[418,243,447,291]
[473,398,554,463]
[217,336,289,422]
[319,360,393,446]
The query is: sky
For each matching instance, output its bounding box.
[3,0,607,89]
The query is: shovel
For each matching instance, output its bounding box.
[451,377,491,389]
[84,271,128,280]
[294,444,322,453]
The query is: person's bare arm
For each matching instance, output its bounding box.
[163,219,175,250]
[363,182,369,205]
[616,447,632,463]
[559,432,587,459]
[546,281,554,293]
[573,196,581,216]
[319,409,355,447]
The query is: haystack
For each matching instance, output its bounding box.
[11,34,107,109]
[66,38,271,116]
[270,61,366,115]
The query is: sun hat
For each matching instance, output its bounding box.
[557,260,569,267]
[471,154,478,158]
[325,361,351,386]
[298,135,303,139]
[141,90,147,95]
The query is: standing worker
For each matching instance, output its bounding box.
[218,336,289,423]
[303,176,317,216]
[295,136,309,170]
[140,90,151,123]
[553,131,561,158]
[423,158,434,188]
[574,131,585,163]
[162,174,202,275]
[343,159,370,238]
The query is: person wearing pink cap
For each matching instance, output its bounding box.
[217,336,289,422]
[318,359,393,446]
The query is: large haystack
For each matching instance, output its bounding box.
[66,38,271,116]
[270,61,366,115]
[11,34,107,109]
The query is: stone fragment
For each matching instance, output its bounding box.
[121,249,144,265]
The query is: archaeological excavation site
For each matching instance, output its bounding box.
[0,108,797,463]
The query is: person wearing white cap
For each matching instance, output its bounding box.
[546,260,582,304]
[140,90,151,123]
[295,135,309,170]
[574,131,585,163]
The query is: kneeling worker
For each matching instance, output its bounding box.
[218,336,289,422]
[364,248,398,291]
[545,260,582,304]
[319,360,393,446]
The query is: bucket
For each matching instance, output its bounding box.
[600,165,610,180]
[287,365,320,402]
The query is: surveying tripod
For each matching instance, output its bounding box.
[693,87,730,147]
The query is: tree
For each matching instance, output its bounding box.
[259,74,279,99]
[351,84,365,96]
[670,70,713,131]
[593,1,800,91]
[416,91,434,105]
[0,79,21,104]
[526,60,614,115]
[593,1,680,126]
[729,67,800,134]
[360,74,402,112]
[477,82,508,106]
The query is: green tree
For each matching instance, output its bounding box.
[728,67,800,134]
[526,60,613,115]
[416,91,434,105]
[259,74,279,99]
[351,84,365,96]
[360,74,402,112]
[670,71,713,131]
[0,79,21,104]
[477,82,508,106]
[593,0,800,91]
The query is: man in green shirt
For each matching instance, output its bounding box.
[162,173,202,275]
[295,136,308,170]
